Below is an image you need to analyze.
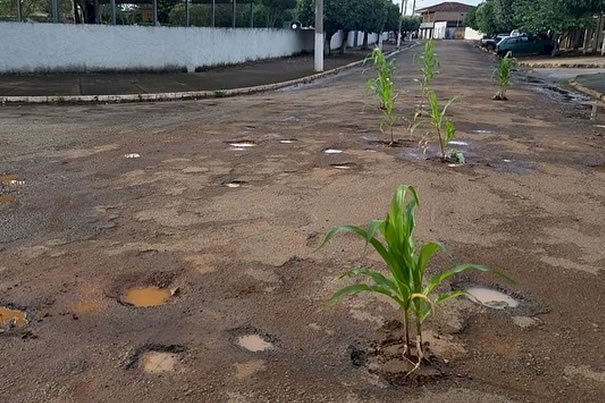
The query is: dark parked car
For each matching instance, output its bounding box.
[481,33,509,51]
[496,35,555,56]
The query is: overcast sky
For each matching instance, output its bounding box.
[396,0,482,15]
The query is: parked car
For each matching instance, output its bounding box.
[496,35,555,56]
[481,33,509,51]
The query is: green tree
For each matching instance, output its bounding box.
[356,0,387,48]
[465,6,477,30]
[384,0,400,33]
[260,0,296,27]
[400,15,420,38]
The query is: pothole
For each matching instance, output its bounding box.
[0,194,17,204]
[465,286,519,309]
[120,286,171,307]
[278,139,298,144]
[0,173,24,187]
[448,140,468,146]
[330,162,356,170]
[237,334,274,352]
[127,344,186,373]
[0,306,28,328]
[223,180,247,188]
[470,129,495,134]
[124,153,141,159]
[230,327,278,353]
[228,141,257,149]
[322,147,343,154]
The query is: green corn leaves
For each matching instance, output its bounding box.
[495,51,514,100]
[320,184,513,361]
[367,47,398,144]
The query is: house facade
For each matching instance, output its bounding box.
[417,1,474,40]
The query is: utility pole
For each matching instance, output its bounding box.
[110,0,116,24]
[314,0,324,72]
[185,0,190,27]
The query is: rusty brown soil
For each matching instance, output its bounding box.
[0,41,604,402]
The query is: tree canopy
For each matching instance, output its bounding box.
[466,0,605,36]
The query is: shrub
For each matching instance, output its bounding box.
[494,51,513,100]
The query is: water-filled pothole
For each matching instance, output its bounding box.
[465,286,519,309]
[0,173,24,187]
[140,351,179,373]
[470,129,495,134]
[120,286,171,307]
[237,334,274,352]
[278,139,298,144]
[228,141,257,148]
[448,140,468,146]
[330,162,356,170]
[223,180,247,188]
[124,153,141,159]
[127,344,186,373]
[0,306,28,328]
[0,194,17,204]
[322,148,343,154]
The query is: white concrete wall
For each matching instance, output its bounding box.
[0,22,315,73]
[329,30,383,50]
[465,27,483,40]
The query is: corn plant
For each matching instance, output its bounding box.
[320,185,511,375]
[494,51,513,100]
[417,40,439,95]
[367,47,398,145]
[412,91,463,163]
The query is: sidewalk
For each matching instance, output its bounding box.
[0,46,400,98]
[572,73,605,101]
[518,55,605,68]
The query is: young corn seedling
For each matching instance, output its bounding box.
[320,185,511,375]
[417,39,439,95]
[494,51,513,101]
[367,47,398,145]
[412,91,464,163]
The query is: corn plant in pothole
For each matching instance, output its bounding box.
[320,185,512,376]
[412,91,464,164]
[417,39,439,96]
[494,51,514,101]
[366,47,399,146]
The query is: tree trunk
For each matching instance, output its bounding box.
[362,31,369,49]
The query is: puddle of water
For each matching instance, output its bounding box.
[124,153,141,159]
[330,162,355,170]
[594,124,605,129]
[278,139,297,144]
[224,180,247,188]
[140,351,178,373]
[237,334,274,352]
[1,174,24,187]
[229,141,256,148]
[0,194,17,204]
[503,159,512,163]
[0,306,28,328]
[120,286,171,307]
[448,140,468,146]
[465,286,519,309]
[323,148,343,154]
[471,129,495,134]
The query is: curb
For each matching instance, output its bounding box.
[0,45,415,104]
[518,62,605,68]
[569,80,605,102]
